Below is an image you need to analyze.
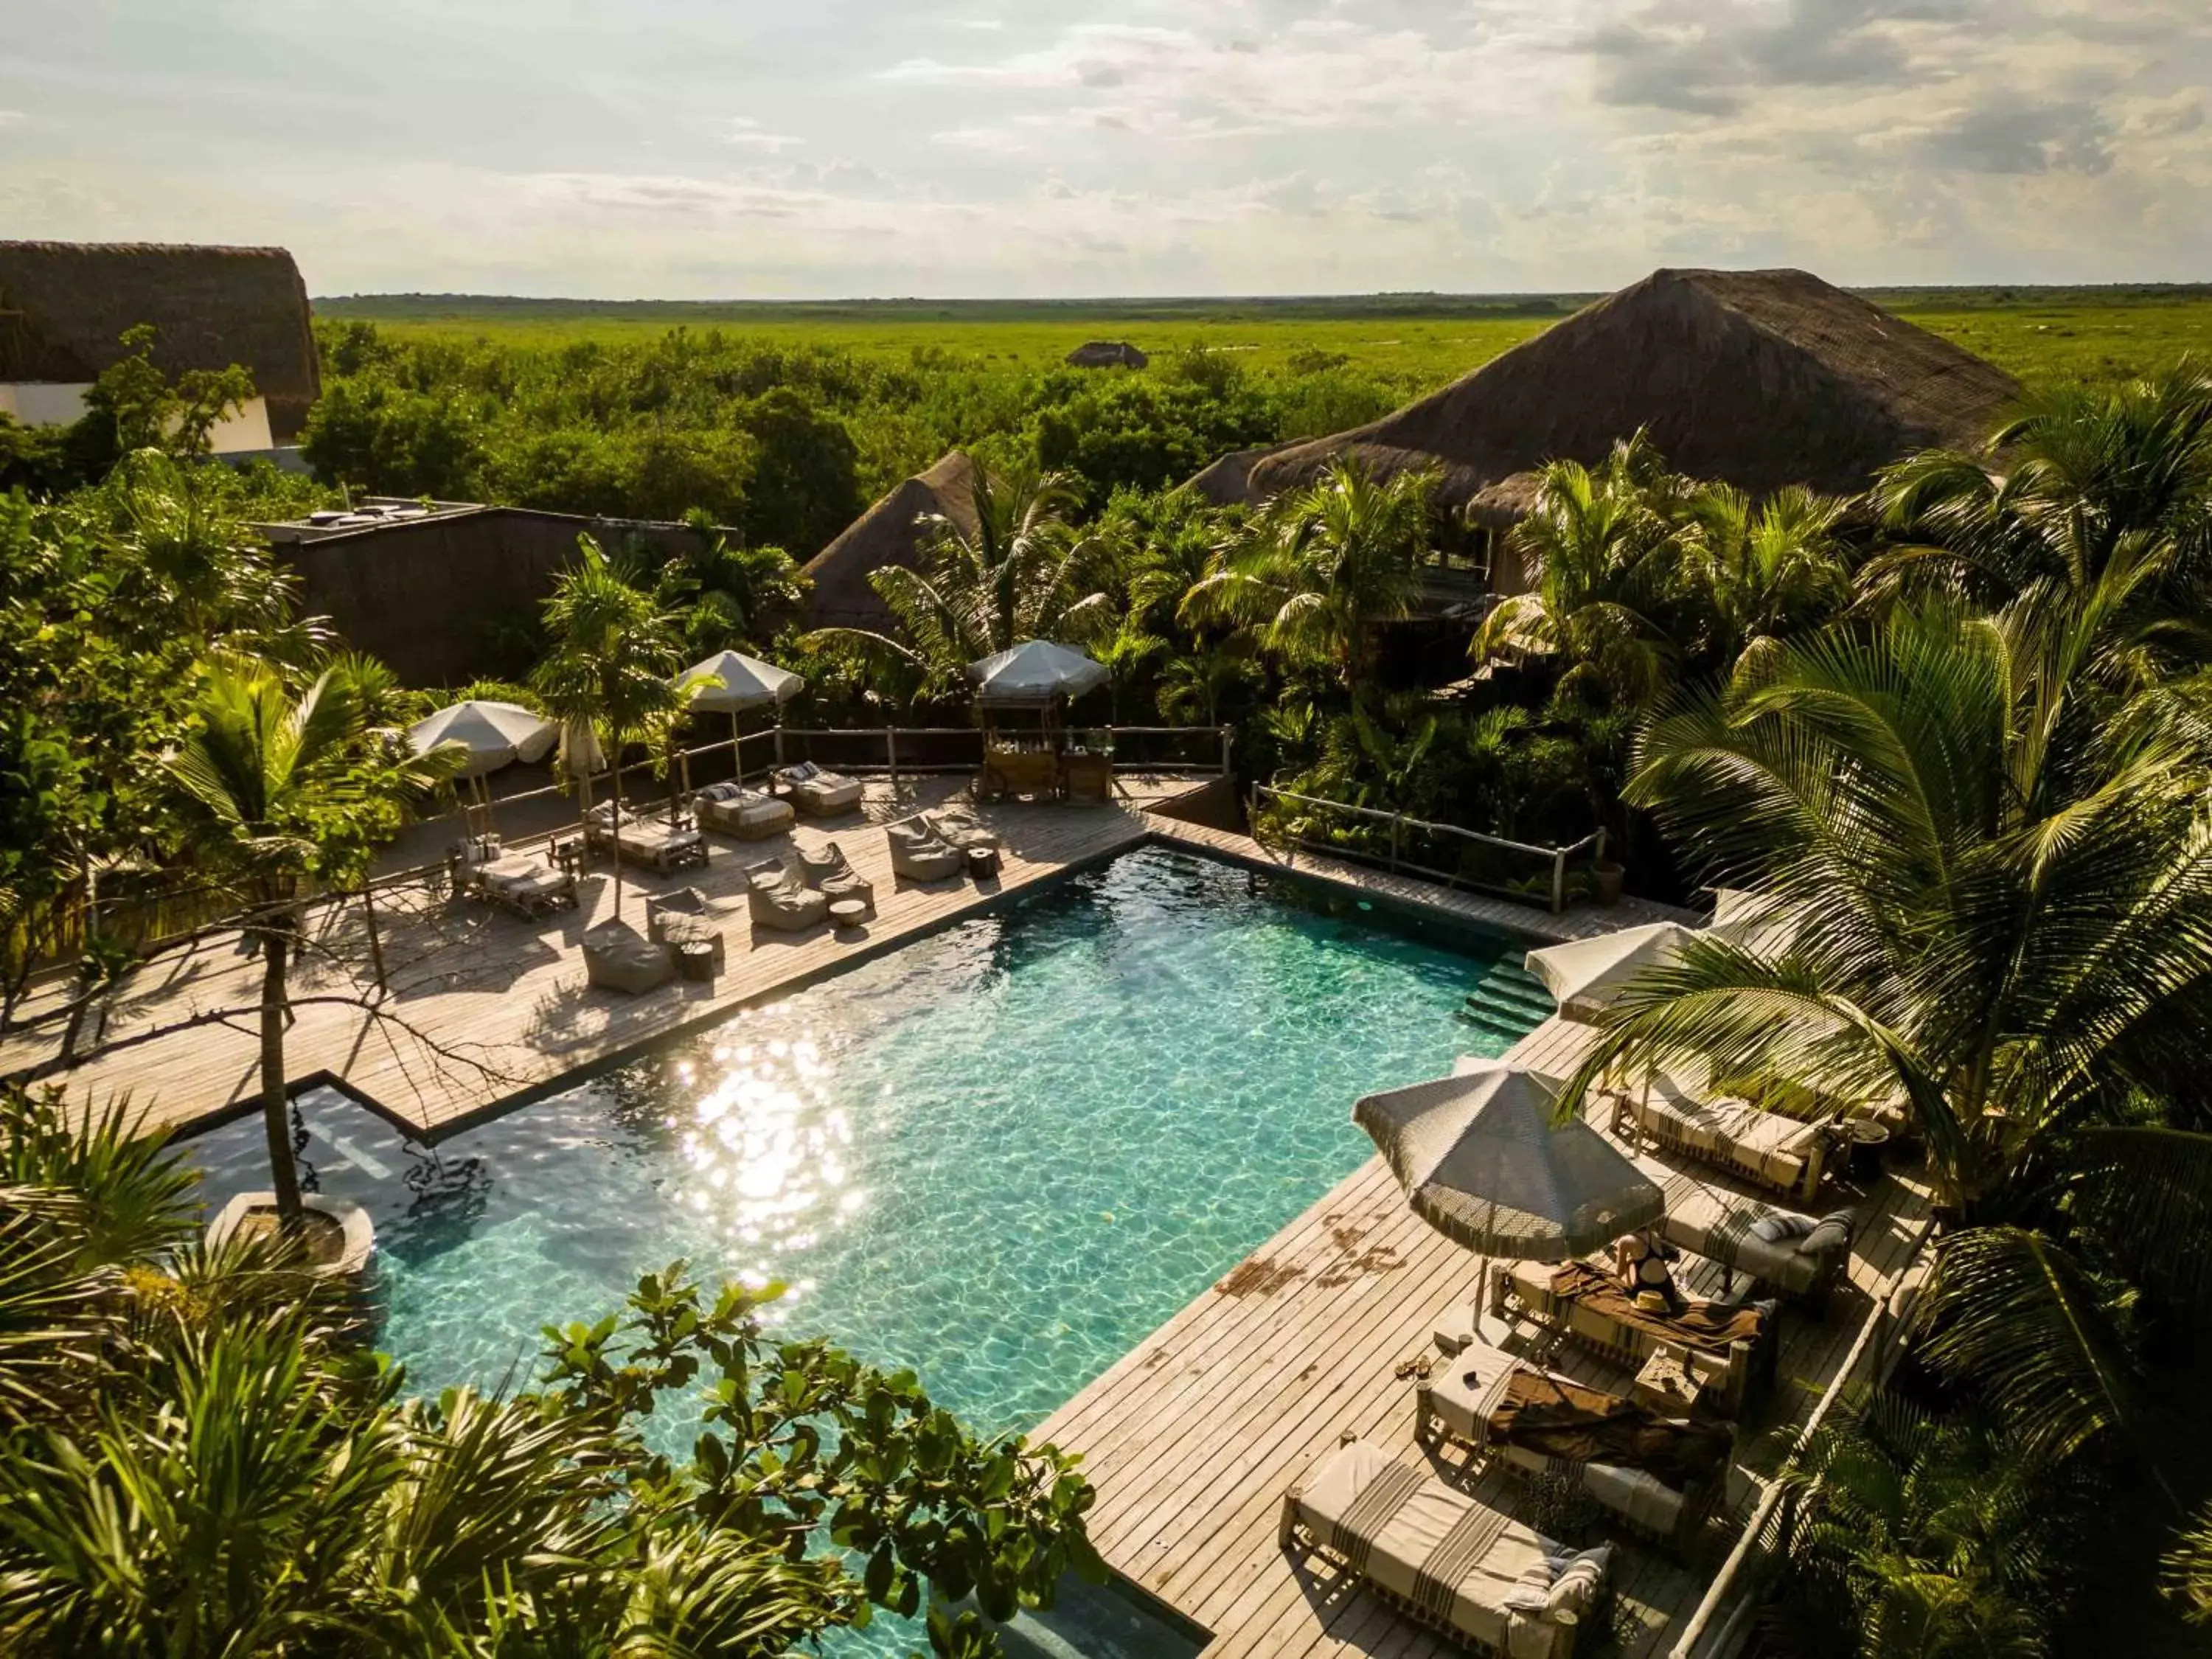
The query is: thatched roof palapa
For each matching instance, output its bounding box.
[0,240,321,441]
[1065,340,1148,369]
[800,451,980,630]
[1231,268,2023,517]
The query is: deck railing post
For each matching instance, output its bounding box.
[1219,724,1233,777]
[1550,849,1567,914]
[1388,813,1402,874]
[886,726,899,791]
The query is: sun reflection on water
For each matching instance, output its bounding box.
[671,1020,868,1304]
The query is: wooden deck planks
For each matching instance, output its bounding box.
[8,798,1934,1655]
[1035,948,1932,1658]
[4,779,1200,1139]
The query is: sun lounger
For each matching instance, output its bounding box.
[691,781,795,841]
[1414,1338,1732,1547]
[1610,1079,1834,1203]
[1279,1438,1609,1659]
[886,815,963,882]
[1642,1160,1856,1300]
[1490,1260,1773,1418]
[745,857,829,932]
[773,762,863,816]
[582,920,676,995]
[450,837,578,919]
[584,801,709,874]
[796,840,875,914]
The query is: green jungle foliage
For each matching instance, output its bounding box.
[0,1088,1099,1658]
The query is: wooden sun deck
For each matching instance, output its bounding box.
[1032,918,1933,1659]
[4,780,1691,1144]
[1,778,1208,1140]
[4,788,1919,1653]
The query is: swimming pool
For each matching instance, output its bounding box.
[185,846,1545,1635]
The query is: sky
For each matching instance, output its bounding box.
[2,0,2208,299]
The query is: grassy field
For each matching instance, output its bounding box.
[317,287,2212,395]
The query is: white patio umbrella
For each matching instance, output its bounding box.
[1354,1059,1665,1263]
[964,639,1108,705]
[1523,922,1699,1023]
[676,650,804,779]
[406,700,557,835]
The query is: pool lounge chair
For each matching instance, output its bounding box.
[1279,1438,1609,1659]
[886,815,963,882]
[773,762,863,816]
[745,857,829,932]
[451,837,578,919]
[1414,1337,1733,1548]
[691,781,795,841]
[584,801,709,875]
[582,920,676,995]
[796,840,875,914]
[1491,1259,1774,1419]
[1610,1077,1835,1203]
[1644,1161,1856,1301]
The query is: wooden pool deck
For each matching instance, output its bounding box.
[1032,967,1933,1659]
[2,779,1692,1144]
[1,782,1889,1652]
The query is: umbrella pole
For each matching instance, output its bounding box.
[730,712,742,782]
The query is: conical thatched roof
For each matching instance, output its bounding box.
[1065,340,1147,369]
[1184,442,1292,507]
[0,240,321,441]
[1234,268,2021,515]
[800,451,979,630]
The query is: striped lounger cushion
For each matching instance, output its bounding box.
[1290,1439,1585,1659]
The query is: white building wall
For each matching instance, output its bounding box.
[0,383,275,453]
[0,382,94,425]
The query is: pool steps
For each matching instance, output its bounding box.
[1458,960,1555,1040]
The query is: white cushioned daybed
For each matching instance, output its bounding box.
[1279,1438,1610,1659]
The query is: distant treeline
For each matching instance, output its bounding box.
[315,284,2212,327]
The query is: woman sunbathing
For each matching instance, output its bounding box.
[1614,1228,1685,1315]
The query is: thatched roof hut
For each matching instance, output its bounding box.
[1065,340,1148,369]
[800,451,980,631]
[0,240,321,441]
[1184,443,1292,507]
[1233,268,2021,518]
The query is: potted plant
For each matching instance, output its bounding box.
[1593,858,1627,906]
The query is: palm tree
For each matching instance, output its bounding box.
[1472,436,1686,706]
[1680,481,1850,667]
[1157,643,1251,728]
[1773,1393,2083,1658]
[1181,456,1435,696]
[804,466,1110,701]
[166,658,458,1224]
[1865,364,2212,693]
[531,538,685,926]
[1562,598,2212,1469]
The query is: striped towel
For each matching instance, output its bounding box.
[1411,1498,1512,1623]
[1330,1461,1426,1573]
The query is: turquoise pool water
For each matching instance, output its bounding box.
[188,842,1539,1447]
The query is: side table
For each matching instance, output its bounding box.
[1632,1345,1704,1416]
[829,898,870,929]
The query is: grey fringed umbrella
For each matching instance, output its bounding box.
[1354,1058,1663,1261]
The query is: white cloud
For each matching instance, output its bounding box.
[721,117,802,153]
[0,110,27,128]
[0,0,2206,293]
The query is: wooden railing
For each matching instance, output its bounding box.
[1249,785,1607,914]
[1666,1210,1940,1658]
[14,723,1234,981]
